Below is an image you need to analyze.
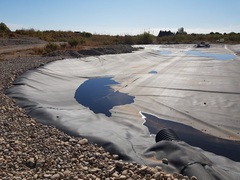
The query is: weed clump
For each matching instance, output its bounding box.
[45,43,60,53]
[135,32,155,44]
[68,39,85,47]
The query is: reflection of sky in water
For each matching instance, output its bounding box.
[74,77,135,117]
[148,70,157,74]
[159,50,172,55]
[141,112,240,162]
[187,50,236,60]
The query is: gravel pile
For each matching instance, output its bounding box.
[0,47,197,179]
[47,45,140,58]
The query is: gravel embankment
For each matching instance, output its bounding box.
[0,46,196,179]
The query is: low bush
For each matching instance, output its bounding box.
[135,32,155,44]
[45,43,60,53]
[123,35,135,45]
[68,39,85,47]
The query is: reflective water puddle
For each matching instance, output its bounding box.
[149,70,158,74]
[187,50,236,60]
[159,50,172,55]
[141,112,240,162]
[74,77,135,117]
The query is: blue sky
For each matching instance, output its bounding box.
[1,0,240,35]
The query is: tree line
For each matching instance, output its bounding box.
[1,22,240,44]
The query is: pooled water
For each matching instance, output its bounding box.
[187,50,236,60]
[148,70,158,74]
[74,77,135,117]
[159,50,172,55]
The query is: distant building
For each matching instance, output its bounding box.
[158,30,174,37]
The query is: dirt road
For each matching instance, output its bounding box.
[0,37,47,61]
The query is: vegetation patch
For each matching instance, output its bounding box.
[1,22,240,57]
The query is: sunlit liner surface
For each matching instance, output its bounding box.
[74,77,135,117]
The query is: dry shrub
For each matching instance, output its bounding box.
[45,43,60,52]
[31,47,45,55]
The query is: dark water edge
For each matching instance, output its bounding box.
[74,77,135,117]
[141,112,240,162]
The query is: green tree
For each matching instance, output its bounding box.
[0,22,11,32]
[135,32,155,44]
[176,27,187,35]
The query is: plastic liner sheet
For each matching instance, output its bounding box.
[6,45,240,179]
[144,141,240,180]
